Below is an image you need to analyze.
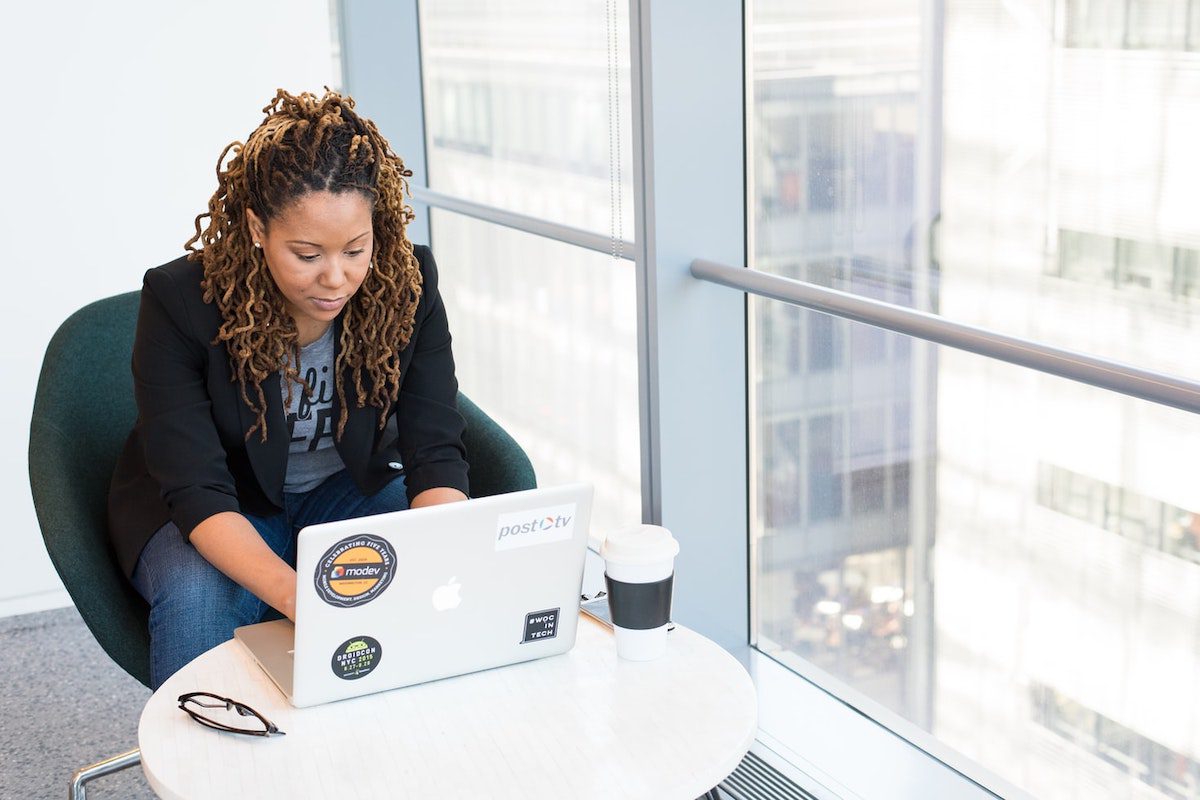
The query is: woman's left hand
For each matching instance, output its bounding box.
[411,487,468,509]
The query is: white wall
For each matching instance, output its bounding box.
[0,1,337,617]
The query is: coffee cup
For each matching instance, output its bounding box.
[599,524,679,660]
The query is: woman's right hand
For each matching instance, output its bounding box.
[278,583,297,622]
[190,511,298,621]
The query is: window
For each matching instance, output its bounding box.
[806,414,843,523]
[1174,248,1200,299]
[1116,238,1175,293]
[406,0,639,535]
[748,0,1200,797]
[1055,229,1200,304]
[1032,683,1200,799]
[1065,0,1128,47]
[1065,0,1196,50]
[430,211,640,534]
[1127,0,1189,49]
[1058,229,1118,285]
[754,324,1200,798]
[418,0,634,239]
[1038,462,1200,563]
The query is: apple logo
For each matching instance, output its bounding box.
[432,577,463,611]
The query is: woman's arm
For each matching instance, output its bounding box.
[133,268,295,617]
[411,487,468,508]
[133,267,243,537]
[190,512,299,621]
[192,492,467,623]
[395,245,472,501]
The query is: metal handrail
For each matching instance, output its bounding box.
[691,258,1200,416]
[410,185,635,258]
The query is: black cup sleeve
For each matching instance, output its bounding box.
[603,572,673,630]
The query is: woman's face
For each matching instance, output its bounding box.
[246,190,374,340]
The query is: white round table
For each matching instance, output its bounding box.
[138,615,757,799]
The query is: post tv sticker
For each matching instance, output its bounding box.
[331,636,381,680]
[314,534,396,607]
[521,608,559,643]
[495,503,577,551]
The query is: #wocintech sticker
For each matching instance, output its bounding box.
[521,608,560,644]
[494,503,577,551]
[314,535,397,608]
[331,636,382,680]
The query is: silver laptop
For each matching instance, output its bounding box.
[235,482,593,708]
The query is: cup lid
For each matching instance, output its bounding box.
[600,524,680,565]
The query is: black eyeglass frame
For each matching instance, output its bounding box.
[177,691,285,737]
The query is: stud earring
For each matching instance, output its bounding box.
[254,241,262,249]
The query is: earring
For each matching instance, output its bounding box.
[254,241,262,249]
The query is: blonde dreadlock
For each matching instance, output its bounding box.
[184,87,422,443]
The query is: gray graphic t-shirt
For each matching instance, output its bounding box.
[281,325,346,493]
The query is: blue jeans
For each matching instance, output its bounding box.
[130,469,409,690]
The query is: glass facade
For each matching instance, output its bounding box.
[430,210,640,536]
[415,1,640,536]
[418,0,634,242]
[748,0,1200,797]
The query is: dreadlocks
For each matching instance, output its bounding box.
[184,87,422,443]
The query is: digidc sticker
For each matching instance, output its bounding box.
[314,534,397,608]
[331,636,382,680]
[521,607,560,644]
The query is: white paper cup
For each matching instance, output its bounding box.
[600,524,679,661]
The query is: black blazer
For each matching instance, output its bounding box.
[107,244,470,578]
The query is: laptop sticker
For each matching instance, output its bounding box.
[332,636,382,680]
[521,608,560,643]
[314,534,397,607]
[495,503,577,551]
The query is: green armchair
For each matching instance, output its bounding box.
[28,288,535,798]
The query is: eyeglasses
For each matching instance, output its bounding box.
[177,692,286,737]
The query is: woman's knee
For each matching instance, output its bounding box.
[147,559,262,627]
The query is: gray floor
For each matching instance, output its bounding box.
[0,606,156,799]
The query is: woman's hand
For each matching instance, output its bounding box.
[277,583,297,622]
[186,492,464,621]
[411,487,468,509]
[190,511,299,621]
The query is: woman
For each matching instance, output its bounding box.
[107,88,470,690]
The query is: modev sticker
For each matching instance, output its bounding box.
[494,503,577,551]
[314,534,396,607]
[331,636,381,680]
